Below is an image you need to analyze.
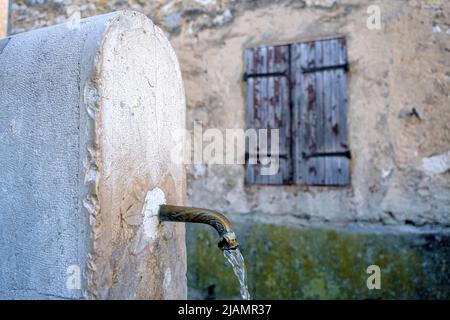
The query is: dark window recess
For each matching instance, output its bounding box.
[244,37,350,186]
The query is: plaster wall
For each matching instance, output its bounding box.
[9,0,449,228]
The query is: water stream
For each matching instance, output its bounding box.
[223,248,251,300]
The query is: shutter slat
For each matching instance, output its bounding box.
[251,47,262,183]
[333,38,344,185]
[266,46,277,184]
[247,37,349,186]
[257,46,268,184]
[330,39,340,185]
[323,38,350,185]
[278,46,292,183]
[305,41,321,185]
[246,48,256,184]
[299,43,309,184]
[300,41,331,185]
[322,39,334,185]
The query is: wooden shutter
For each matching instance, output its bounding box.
[291,38,350,185]
[245,45,292,184]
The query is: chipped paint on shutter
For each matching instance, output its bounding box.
[291,43,302,183]
[245,45,292,184]
[292,37,350,186]
[245,48,256,184]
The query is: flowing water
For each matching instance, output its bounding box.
[223,248,251,300]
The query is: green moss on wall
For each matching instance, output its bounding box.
[186,223,450,299]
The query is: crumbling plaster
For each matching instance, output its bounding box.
[1,11,187,299]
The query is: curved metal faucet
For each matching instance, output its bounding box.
[159,205,239,250]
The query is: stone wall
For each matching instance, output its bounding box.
[187,223,450,299]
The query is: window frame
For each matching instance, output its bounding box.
[244,36,351,187]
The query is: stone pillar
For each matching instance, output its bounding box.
[0,11,187,299]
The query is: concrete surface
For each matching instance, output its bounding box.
[0,11,187,299]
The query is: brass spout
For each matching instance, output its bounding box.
[159,205,239,250]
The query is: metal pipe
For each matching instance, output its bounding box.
[159,205,239,250]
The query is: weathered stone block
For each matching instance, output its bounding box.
[0,11,186,299]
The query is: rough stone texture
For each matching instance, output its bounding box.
[6,0,450,299]
[187,223,450,299]
[0,11,187,299]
